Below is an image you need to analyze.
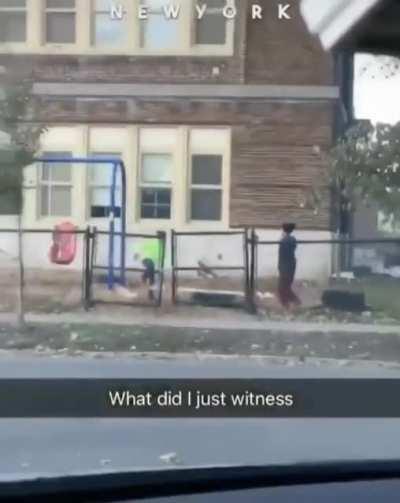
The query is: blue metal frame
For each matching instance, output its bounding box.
[35,156,127,288]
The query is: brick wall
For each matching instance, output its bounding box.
[3,54,242,84]
[244,0,334,85]
[33,97,333,129]
[0,1,247,85]
[230,102,334,230]
[0,0,333,87]
[32,97,334,230]
[1,0,335,231]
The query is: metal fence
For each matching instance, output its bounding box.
[0,227,167,312]
[87,229,167,309]
[171,229,251,309]
[0,227,88,313]
[248,230,400,316]
[2,225,399,318]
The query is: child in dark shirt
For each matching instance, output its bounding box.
[278,223,301,308]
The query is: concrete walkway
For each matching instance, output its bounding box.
[1,306,399,334]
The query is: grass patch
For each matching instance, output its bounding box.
[332,276,400,320]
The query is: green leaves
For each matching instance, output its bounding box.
[330,121,400,221]
[0,78,46,214]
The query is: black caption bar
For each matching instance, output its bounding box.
[1,379,400,418]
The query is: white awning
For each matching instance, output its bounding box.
[300,0,383,49]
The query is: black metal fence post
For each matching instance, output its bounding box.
[157,231,167,307]
[171,229,177,304]
[83,225,91,311]
[248,228,258,313]
[88,226,97,309]
[243,227,251,311]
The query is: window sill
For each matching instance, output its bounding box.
[183,221,229,230]
[0,45,234,57]
[34,217,79,226]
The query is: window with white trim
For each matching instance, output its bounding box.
[189,129,227,222]
[140,154,172,219]
[28,126,231,227]
[140,0,180,49]
[0,0,235,55]
[45,0,76,44]
[88,153,122,219]
[40,152,73,217]
[195,0,230,45]
[138,128,176,221]
[0,0,27,43]
[92,0,128,47]
[190,155,223,221]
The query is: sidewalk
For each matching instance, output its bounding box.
[1,306,400,363]
[1,305,399,335]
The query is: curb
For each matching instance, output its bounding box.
[1,348,400,372]
[1,313,400,335]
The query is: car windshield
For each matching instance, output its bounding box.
[1,0,400,480]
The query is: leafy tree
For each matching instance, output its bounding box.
[330,121,400,222]
[0,75,46,327]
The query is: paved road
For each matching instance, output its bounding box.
[0,354,400,478]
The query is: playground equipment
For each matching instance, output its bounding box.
[36,156,127,288]
[49,221,78,265]
[87,229,167,308]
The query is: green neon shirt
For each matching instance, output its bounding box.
[133,238,161,264]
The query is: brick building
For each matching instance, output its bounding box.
[0,0,338,280]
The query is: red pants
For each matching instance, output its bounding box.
[278,268,300,307]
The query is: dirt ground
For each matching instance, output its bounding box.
[0,268,399,326]
[0,266,319,309]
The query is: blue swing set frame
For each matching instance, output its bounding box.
[36,156,127,289]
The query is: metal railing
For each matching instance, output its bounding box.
[0,227,167,311]
[247,229,400,312]
[0,226,88,311]
[171,229,251,309]
[87,228,167,309]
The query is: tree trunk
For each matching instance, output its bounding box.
[16,212,25,329]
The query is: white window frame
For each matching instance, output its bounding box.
[139,0,181,52]
[187,128,230,228]
[191,0,235,55]
[0,0,235,55]
[189,153,224,222]
[23,125,231,230]
[88,151,122,220]
[92,0,113,47]
[0,0,27,45]
[91,0,132,50]
[138,152,173,221]
[38,152,73,219]
[43,0,77,46]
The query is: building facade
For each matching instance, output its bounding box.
[0,0,338,280]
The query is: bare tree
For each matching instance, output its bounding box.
[0,77,46,328]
